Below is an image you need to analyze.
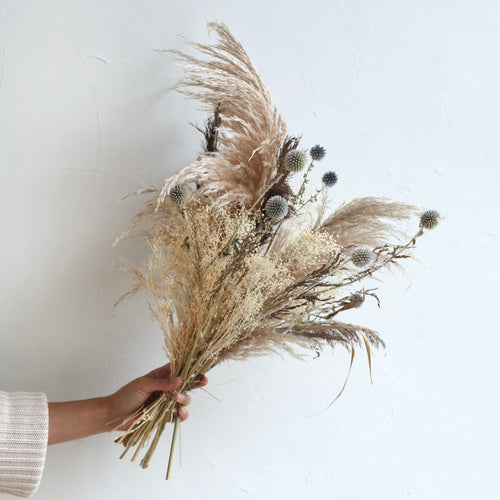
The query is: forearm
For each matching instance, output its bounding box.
[48,397,112,445]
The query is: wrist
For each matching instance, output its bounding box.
[101,395,117,432]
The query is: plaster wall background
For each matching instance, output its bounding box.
[0,1,498,498]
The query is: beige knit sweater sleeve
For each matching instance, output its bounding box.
[0,391,48,497]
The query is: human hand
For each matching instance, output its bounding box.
[107,363,208,431]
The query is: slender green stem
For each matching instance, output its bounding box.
[166,413,181,480]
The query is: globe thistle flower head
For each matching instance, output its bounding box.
[264,195,288,220]
[169,184,190,206]
[419,209,441,230]
[351,247,374,268]
[284,149,309,173]
[322,171,338,187]
[349,292,364,308]
[310,145,326,161]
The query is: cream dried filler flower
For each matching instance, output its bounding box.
[113,22,442,478]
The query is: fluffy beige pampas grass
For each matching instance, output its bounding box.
[156,22,287,209]
[320,197,422,248]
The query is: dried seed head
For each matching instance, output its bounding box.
[169,184,189,206]
[264,195,288,220]
[267,179,294,199]
[284,149,309,173]
[351,247,374,268]
[419,209,441,229]
[322,171,338,186]
[310,145,326,161]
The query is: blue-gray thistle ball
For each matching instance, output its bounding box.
[310,145,326,161]
[264,195,288,220]
[322,171,338,186]
[350,292,364,308]
[419,209,441,230]
[169,184,189,206]
[284,149,309,173]
[351,247,374,268]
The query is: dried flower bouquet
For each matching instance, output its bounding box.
[113,22,441,478]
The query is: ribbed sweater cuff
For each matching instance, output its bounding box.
[0,391,49,498]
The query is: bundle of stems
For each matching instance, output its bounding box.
[113,22,441,478]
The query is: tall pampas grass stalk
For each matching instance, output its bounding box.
[113,22,441,478]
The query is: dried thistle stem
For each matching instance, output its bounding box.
[295,160,315,201]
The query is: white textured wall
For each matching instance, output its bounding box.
[1,1,498,499]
